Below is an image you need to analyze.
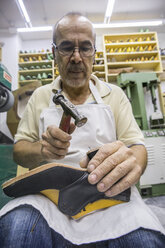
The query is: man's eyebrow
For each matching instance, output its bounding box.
[80,40,93,46]
[59,40,94,46]
[59,40,73,46]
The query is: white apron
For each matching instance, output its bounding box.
[0,81,164,245]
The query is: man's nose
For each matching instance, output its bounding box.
[70,49,82,64]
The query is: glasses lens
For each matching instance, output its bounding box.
[80,46,95,57]
[57,42,95,57]
[58,43,74,56]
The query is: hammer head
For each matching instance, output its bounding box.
[52,89,87,127]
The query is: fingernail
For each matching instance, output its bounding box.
[88,164,95,172]
[89,173,97,183]
[98,183,105,191]
[105,190,113,197]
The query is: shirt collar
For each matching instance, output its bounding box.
[51,74,111,98]
[90,74,111,98]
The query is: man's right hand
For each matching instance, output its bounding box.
[41,124,75,161]
[13,123,75,169]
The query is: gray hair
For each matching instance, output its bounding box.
[52,12,96,44]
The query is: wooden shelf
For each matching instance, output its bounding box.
[94,71,105,75]
[104,32,156,43]
[103,32,163,82]
[0,47,2,62]
[161,55,165,71]
[106,51,158,56]
[19,78,52,83]
[107,73,118,82]
[19,52,52,57]
[105,41,157,48]
[18,51,56,87]
[107,60,160,65]
[19,68,52,74]
[160,72,165,81]
[19,78,53,86]
[107,61,161,73]
[95,58,104,61]
[107,60,160,64]
[93,64,105,70]
[158,84,165,115]
[92,51,105,81]
[19,60,52,66]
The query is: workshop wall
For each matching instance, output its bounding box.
[1,30,165,91]
[0,34,22,139]
[0,34,21,90]
[22,39,51,53]
[0,29,165,139]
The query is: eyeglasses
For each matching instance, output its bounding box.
[52,42,96,57]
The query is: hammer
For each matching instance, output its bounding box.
[52,89,87,133]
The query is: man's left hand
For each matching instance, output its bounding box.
[80,141,147,197]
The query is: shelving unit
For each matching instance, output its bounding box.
[161,92,165,115]
[160,55,165,81]
[54,65,60,78]
[103,32,163,83]
[158,55,165,116]
[18,51,58,87]
[158,84,165,116]
[161,55,165,68]
[0,47,2,62]
[92,51,106,81]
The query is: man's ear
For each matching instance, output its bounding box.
[93,56,95,65]
[52,46,56,61]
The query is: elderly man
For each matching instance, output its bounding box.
[0,12,165,248]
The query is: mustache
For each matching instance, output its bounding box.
[68,66,84,72]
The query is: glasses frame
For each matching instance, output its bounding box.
[52,42,96,57]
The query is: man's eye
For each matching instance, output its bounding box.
[81,46,91,52]
[61,46,73,52]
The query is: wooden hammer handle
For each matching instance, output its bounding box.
[59,112,71,133]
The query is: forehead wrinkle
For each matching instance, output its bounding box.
[56,16,95,44]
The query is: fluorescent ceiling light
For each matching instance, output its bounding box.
[104,0,116,23]
[16,0,32,27]
[17,26,53,32]
[16,20,163,33]
[94,20,163,28]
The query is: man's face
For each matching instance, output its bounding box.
[54,16,95,88]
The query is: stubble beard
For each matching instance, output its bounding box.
[64,77,87,88]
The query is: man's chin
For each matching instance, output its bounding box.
[65,79,87,88]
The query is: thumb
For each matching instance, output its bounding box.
[79,155,89,168]
[68,122,76,134]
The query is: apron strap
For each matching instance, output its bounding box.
[50,79,104,107]
[89,81,104,104]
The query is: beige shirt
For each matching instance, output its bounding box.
[15,74,144,147]
[2,75,164,245]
